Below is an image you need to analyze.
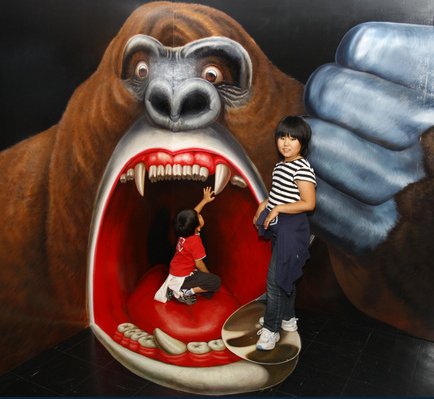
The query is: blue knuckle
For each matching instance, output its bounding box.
[305,65,433,150]
[336,22,434,96]
[307,118,425,205]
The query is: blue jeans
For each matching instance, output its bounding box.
[263,244,296,333]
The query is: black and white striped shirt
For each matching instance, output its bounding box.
[267,158,316,210]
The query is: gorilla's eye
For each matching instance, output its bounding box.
[201,65,223,84]
[135,61,149,79]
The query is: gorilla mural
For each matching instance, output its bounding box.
[0,1,303,393]
[0,0,433,395]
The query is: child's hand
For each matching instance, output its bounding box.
[253,200,267,226]
[194,187,215,213]
[202,187,215,204]
[264,207,279,230]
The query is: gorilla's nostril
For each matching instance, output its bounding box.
[149,93,171,118]
[145,80,221,130]
[180,93,209,117]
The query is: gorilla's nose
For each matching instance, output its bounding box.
[145,79,221,131]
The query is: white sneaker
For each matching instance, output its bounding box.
[281,317,298,332]
[259,316,298,332]
[256,328,280,351]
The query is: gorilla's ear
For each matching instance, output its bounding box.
[181,37,253,93]
[121,35,164,80]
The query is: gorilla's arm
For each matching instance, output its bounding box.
[304,22,434,255]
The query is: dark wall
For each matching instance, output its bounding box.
[1,0,433,150]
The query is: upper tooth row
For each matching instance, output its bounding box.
[117,322,226,355]
[119,161,240,196]
[121,164,209,184]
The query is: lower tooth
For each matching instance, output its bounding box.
[187,342,211,354]
[154,328,187,355]
[138,335,157,348]
[118,323,137,333]
[208,339,226,351]
[124,328,144,338]
[130,331,150,341]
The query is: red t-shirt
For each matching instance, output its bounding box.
[169,234,206,277]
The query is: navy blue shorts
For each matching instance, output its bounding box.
[181,269,221,293]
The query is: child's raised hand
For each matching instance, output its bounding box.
[202,186,215,203]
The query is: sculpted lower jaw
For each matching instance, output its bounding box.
[93,323,296,395]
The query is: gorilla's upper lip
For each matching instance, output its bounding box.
[86,119,285,393]
[90,117,267,207]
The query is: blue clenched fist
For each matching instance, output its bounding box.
[304,22,434,255]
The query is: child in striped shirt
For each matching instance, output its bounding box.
[253,115,316,351]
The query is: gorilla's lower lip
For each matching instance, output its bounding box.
[87,120,295,394]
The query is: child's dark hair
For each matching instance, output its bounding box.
[275,115,312,157]
[174,209,199,237]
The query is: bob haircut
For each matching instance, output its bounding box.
[174,209,199,237]
[275,115,312,157]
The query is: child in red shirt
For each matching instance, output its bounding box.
[154,187,221,305]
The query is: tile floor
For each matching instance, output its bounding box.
[1,305,434,397]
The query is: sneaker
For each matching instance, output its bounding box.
[281,317,298,332]
[176,290,197,305]
[256,328,280,350]
[166,288,174,301]
[259,316,298,332]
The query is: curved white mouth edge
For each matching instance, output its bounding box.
[85,120,280,394]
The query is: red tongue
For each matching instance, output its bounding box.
[92,163,270,342]
[126,264,240,342]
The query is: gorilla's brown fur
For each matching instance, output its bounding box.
[0,2,303,372]
[328,127,434,337]
[298,127,434,340]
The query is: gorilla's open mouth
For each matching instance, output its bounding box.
[87,119,300,394]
